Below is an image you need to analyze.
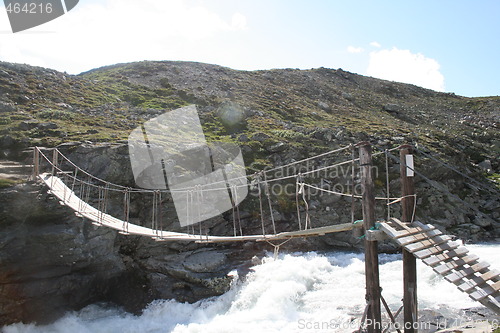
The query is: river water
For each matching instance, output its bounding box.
[3,244,499,333]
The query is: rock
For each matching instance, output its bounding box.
[317,101,330,112]
[265,141,287,153]
[37,122,58,130]
[55,102,73,109]
[250,132,270,142]
[183,250,227,273]
[57,141,82,148]
[0,135,16,148]
[19,119,40,130]
[383,104,402,113]
[474,217,492,228]
[342,92,354,101]
[0,183,125,325]
[237,134,249,142]
[477,159,493,173]
[0,101,16,113]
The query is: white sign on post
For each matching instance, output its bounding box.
[406,154,414,177]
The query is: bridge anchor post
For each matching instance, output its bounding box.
[400,145,418,332]
[359,142,382,333]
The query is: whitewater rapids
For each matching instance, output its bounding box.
[3,244,499,333]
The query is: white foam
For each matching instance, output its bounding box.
[3,244,499,333]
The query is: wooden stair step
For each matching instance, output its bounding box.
[405,235,452,253]
[391,224,437,239]
[422,247,469,266]
[413,241,460,259]
[479,270,500,283]
[470,284,498,301]
[396,229,442,246]
[457,272,498,292]
[433,255,480,275]
[445,262,491,283]
[393,226,437,239]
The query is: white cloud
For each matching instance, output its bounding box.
[347,46,364,54]
[369,41,381,48]
[367,47,445,91]
[0,0,248,74]
[231,12,247,30]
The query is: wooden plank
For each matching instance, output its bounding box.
[458,274,493,292]
[433,255,479,275]
[378,222,401,239]
[413,241,460,259]
[401,225,436,237]
[445,262,491,283]
[479,270,500,283]
[422,247,469,266]
[404,235,452,253]
[492,280,500,292]
[470,284,498,301]
[396,229,442,246]
[387,224,437,239]
[390,218,413,231]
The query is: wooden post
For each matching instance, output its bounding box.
[359,142,381,333]
[400,145,417,332]
[52,149,58,175]
[33,147,39,180]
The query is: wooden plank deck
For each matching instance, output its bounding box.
[40,173,362,243]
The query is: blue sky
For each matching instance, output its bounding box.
[0,0,498,97]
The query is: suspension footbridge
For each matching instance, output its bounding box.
[32,142,500,328]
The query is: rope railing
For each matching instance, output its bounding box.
[385,150,498,226]
[415,147,499,194]
[34,141,494,242]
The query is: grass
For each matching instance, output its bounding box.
[0,177,23,188]
[0,60,498,180]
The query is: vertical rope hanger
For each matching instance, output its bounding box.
[297,173,311,230]
[295,174,303,230]
[230,185,238,237]
[151,190,158,235]
[255,173,267,238]
[196,184,203,240]
[233,184,243,237]
[123,188,130,233]
[263,172,277,235]
[158,190,164,238]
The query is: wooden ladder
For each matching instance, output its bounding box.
[379,218,500,314]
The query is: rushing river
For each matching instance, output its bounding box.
[3,244,499,333]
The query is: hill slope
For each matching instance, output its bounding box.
[0,60,498,165]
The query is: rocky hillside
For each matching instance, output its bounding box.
[0,60,499,325]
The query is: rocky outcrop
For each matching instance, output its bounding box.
[0,182,123,324]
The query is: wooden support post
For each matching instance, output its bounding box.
[33,147,39,180]
[52,149,58,176]
[359,142,382,333]
[400,145,418,332]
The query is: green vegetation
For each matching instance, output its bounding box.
[0,178,22,188]
[0,60,498,175]
[486,173,500,190]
